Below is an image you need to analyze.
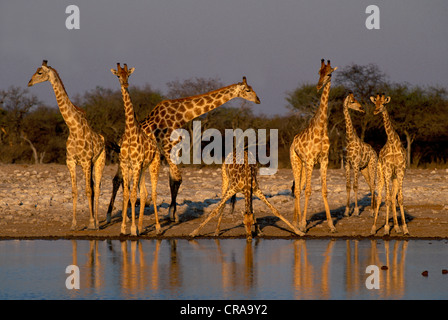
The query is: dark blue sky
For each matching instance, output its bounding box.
[1,0,447,116]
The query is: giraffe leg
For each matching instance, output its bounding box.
[344,162,352,217]
[290,147,303,230]
[361,164,375,217]
[93,149,106,229]
[352,165,360,216]
[391,178,401,234]
[121,166,130,235]
[137,171,148,235]
[148,153,161,234]
[130,165,142,236]
[67,159,78,230]
[190,188,237,237]
[254,188,304,236]
[82,162,96,230]
[243,188,255,240]
[383,171,392,236]
[371,163,384,235]
[215,164,230,236]
[168,161,182,223]
[320,157,336,233]
[107,166,123,224]
[301,162,313,232]
[397,169,409,235]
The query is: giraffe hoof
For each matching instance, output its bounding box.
[370,226,377,235]
[189,230,199,238]
[130,226,139,236]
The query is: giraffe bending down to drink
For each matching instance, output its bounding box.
[342,92,377,217]
[370,94,409,236]
[111,63,161,236]
[28,60,106,230]
[106,77,261,224]
[189,151,304,240]
[290,59,337,233]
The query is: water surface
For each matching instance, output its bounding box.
[0,239,447,299]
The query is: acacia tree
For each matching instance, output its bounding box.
[334,63,388,140]
[385,84,448,167]
[0,86,42,163]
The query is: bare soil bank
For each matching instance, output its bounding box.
[0,164,447,240]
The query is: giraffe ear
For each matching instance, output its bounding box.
[110,69,118,75]
[384,96,391,103]
[370,96,376,103]
[128,67,135,75]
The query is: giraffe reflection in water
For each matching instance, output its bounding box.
[68,239,408,299]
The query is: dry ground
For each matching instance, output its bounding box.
[0,163,447,240]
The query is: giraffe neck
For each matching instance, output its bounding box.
[381,109,398,142]
[312,80,331,132]
[120,86,139,131]
[48,68,85,131]
[176,83,239,126]
[343,103,357,142]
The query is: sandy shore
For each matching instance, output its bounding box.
[0,164,447,240]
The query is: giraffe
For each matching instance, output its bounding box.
[370,94,409,235]
[189,150,304,240]
[342,92,378,217]
[290,59,337,233]
[28,60,106,230]
[106,76,261,223]
[111,63,161,236]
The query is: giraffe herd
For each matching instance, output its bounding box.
[27,59,410,239]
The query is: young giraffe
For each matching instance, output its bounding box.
[370,94,409,235]
[290,59,337,233]
[343,92,378,217]
[28,60,106,230]
[111,63,161,236]
[189,150,304,239]
[107,77,261,223]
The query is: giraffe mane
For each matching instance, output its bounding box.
[49,66,86,115]
[164,83,235,103]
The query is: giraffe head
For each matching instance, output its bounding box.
[28,60,52,87]
[111,63,135,88]
[316,59,338,91]
[370,93,391,115]
[235,76,261,104]
[344,92,365,113]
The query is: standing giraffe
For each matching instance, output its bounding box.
[370,94,409,235]
[189,150,304,239]
[342,92,377,217]
[107,76,261,223]
[111,63,161,236]
[28,60,106,230]
[290,59,337,233]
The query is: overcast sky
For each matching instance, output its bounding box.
[1,0,447,116]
